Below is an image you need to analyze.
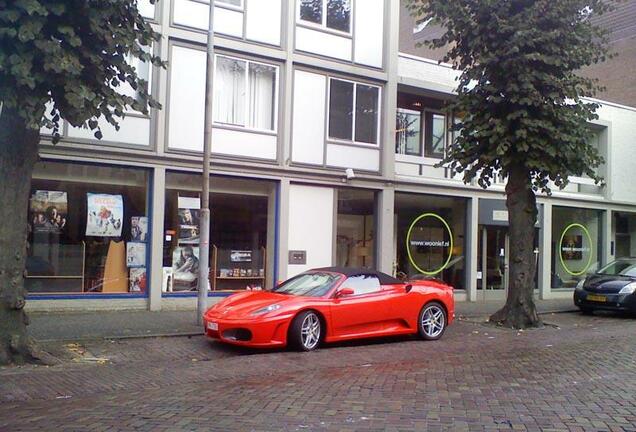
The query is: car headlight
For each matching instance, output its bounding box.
[619,282,636,295]
[251,304,281,316]
[575,279,586,290]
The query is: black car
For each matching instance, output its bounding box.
[574,258,636,315]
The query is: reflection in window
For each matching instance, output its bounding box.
[344,275,381,295]
[300,0,322,24]
[328,78,380,145]
[354,85,379,144]
[425,113,446,158]
[122,48,151,109]
[214,55,278,131]
[216,0,242,7]
[326,0,351,33]
[337,189,375,269]
[328,79,354,141]
[299,0,351,33]
[396,109,421,156]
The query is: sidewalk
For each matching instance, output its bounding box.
[27,298,577,342]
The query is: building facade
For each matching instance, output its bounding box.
[24,0,636,311]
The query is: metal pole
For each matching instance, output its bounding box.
[197,1,215,326]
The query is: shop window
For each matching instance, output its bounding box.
[328,78,380,145]
[27,161,149,295]
[613,212,636,259]
[336,189,376,269]
[163,173,275,293]
[396,108,421,156]
[299,0,351,34]
[551,206,603,288]
[214,55,278,132]
[394,193,466,290]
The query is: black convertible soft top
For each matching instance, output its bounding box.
[313,266,403,285]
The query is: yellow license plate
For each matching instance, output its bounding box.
[587,294,607,302]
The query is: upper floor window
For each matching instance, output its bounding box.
[395,108,447,159]
[213,55,278,132]
[299,0,352,34]
[328,78,380,145]
[216,0,243,9]
[425,113,446,159]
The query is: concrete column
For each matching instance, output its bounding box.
[149,166,166,311]
[380,0,400,179]
[539,202,552,300]
[276,178,291,281]
[376,187,395,275]
[465,197,479,302]
[602,209,612,266]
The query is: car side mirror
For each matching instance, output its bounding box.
[336,288,354,297]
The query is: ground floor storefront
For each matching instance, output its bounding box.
[25,157,636,311]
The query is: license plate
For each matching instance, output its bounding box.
[207,322,218,331]
[587,294,607,302]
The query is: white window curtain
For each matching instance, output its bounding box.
[214,56,246,126]
[247,64,276,131]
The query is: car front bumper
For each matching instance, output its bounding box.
[574,289,636,313]
[203,313,293,348]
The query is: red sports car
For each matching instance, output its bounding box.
[203,267,455,351]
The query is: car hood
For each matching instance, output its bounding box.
[585,274,636,294]
[207,291,295,319]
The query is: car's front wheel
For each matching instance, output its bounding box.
[418,302,447,340]
[289,310,322,351]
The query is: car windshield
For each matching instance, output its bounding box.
[597,259,636,277]
[272,272,341,297]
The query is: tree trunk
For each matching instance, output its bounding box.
[489,166,542,329]
[0,106,47,365]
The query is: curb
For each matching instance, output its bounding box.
[457,308,579,319]
[36,331,204,344]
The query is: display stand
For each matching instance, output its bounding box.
[25,241,86,293]
[211,245,267,291]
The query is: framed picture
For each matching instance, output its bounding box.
[86,193,124,237]
[129,268,147,292]
[130,216,148,242]
[126,242,147,268]
[230,250,252,263]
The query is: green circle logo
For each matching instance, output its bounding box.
[558,223,593,276]
[406,213,454,276]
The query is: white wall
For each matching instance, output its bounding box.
[398,55,460,92]
[354,0,384,68]
[245,0,282,46]
[287,185,334,277]
[326,144,380,171]
[596,102,636,204]
[67,116,151,147]
[291,70,326,165]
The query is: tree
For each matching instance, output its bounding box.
[0,0,164,364]
[404,0,613,328]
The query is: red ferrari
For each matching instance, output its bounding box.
[203,267,455,351]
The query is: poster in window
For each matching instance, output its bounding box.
[230,250,252,263]
[562,235,583,260]
[172,245,200,290]
[130,216,148,242]
[178,196,201,244]
[126,242,147,268]
[86,193,124,237]
[129,267,147,293]
[29,190,68,234]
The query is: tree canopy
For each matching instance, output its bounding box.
[405,0,613,192]
[0,0,165,138]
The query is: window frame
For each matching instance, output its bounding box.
[297,0,354,37]
[213,53,280,134]
[395,107,422,157]
[326,77,382,148]
[122,44,154,116]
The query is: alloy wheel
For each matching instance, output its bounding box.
[421,304,445,339]
[300,312,321,350]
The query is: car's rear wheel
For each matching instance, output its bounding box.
[289,311,322,351]
[418,302,447,340]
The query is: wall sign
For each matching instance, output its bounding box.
[406,213,454,276]
[559,223,593,276]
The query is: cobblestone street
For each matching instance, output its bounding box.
[1,312,635,432]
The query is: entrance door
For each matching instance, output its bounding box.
[477,226,509,301]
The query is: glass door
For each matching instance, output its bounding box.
[477,226,509,301]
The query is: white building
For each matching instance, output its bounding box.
[25,0,636,311]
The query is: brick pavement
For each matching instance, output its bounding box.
[1,312,635,431]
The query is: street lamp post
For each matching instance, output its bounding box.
[197,2,215,326]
